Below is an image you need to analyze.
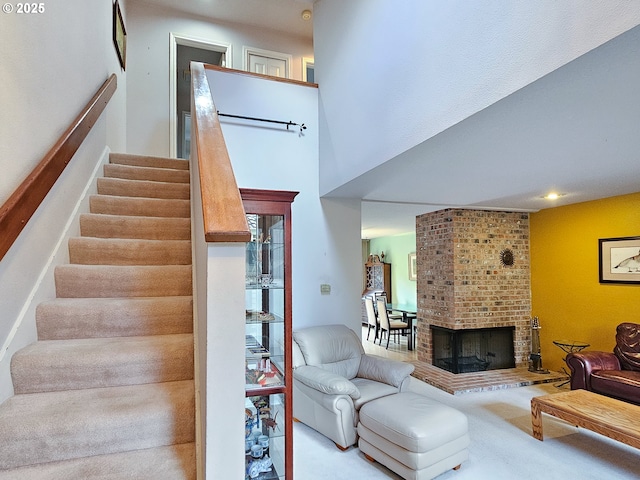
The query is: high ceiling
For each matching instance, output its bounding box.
[132,0,314,39]
[335,24,640,239]
[133,2,640,239]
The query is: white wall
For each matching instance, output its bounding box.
[314,0,640,196]
[0,0,127,402]
[0,0,126,202]
[206,68,363,334]
[126,2,313,157]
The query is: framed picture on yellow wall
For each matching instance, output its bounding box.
[599,236,640,284]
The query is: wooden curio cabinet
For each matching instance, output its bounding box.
[363,256,392,301]
[241,189,297,480]
[361,255,392,325]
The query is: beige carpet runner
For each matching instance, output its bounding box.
[0,153,196,479]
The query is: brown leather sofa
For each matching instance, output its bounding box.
[567,322,640,405]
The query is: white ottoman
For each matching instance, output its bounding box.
[357,392,469,480]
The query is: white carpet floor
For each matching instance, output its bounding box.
[294,377,640,479]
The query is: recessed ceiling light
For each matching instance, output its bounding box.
[543,193,565,200]
[301,10,312,21]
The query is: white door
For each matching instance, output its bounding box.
[249,54,287,78]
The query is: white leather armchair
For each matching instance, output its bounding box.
[292,324,415,449]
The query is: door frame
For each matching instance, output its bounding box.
[302,57,315,83]
[242,45,292,79]
[169,33,232,158]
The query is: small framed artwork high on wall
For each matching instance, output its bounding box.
[113,0,127,70]
[408,252,417,281]
[599,236,640,284]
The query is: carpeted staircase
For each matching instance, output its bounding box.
[0,153,196,479]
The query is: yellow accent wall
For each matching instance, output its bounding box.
[530,192,640,372]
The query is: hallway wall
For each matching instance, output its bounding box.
[125,2,312,157]
[205,67,363,334]
[0,0,127,402]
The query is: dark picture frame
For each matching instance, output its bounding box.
[113,0,127,70]
[599,236,640,284]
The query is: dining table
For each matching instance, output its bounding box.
[386,304,417,350]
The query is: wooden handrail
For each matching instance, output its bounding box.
[191,62,250,243]
[0,74,117,262]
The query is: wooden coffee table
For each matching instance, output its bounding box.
[531,389,640,449]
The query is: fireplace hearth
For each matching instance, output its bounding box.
[431,326,515,374]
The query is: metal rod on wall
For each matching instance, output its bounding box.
[217,111,306,132]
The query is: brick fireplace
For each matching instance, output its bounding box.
[415,209,531,371]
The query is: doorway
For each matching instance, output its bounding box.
[302,57,315,83]
[243,46,292,79]
[169,34,231,158]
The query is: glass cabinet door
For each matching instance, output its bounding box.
[245,393,285,480]
[245,214,286,479]
[242,189,297,480]
[245,212,285,381]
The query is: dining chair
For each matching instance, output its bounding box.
[364,296,379,341]
[375,293,403,321]
[376,298,409,349]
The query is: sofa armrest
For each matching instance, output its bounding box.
[357,354,415,388]
[293,365,361,399]
[566,351,621,390]
[294,380,356,415]
[292,380,358,448]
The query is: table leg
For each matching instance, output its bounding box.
[406,314,414,351]
[554,367,570,388]
[531,400,544,441]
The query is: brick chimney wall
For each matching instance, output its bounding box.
[415,209,531,368]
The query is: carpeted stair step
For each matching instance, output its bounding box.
[54,264,192,298]
[97,177,190,200]
[11,334,194,394]
[104,163,190,184]
[79,213,191,240]
[69,237,192,265]
[109,153,190,171]
[0,380,195,470]
[0,152,195,477]
[0,443,196,480]
[89,194,190,218]
[36,297,193,340]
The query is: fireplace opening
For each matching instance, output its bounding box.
[431,326,515,374]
